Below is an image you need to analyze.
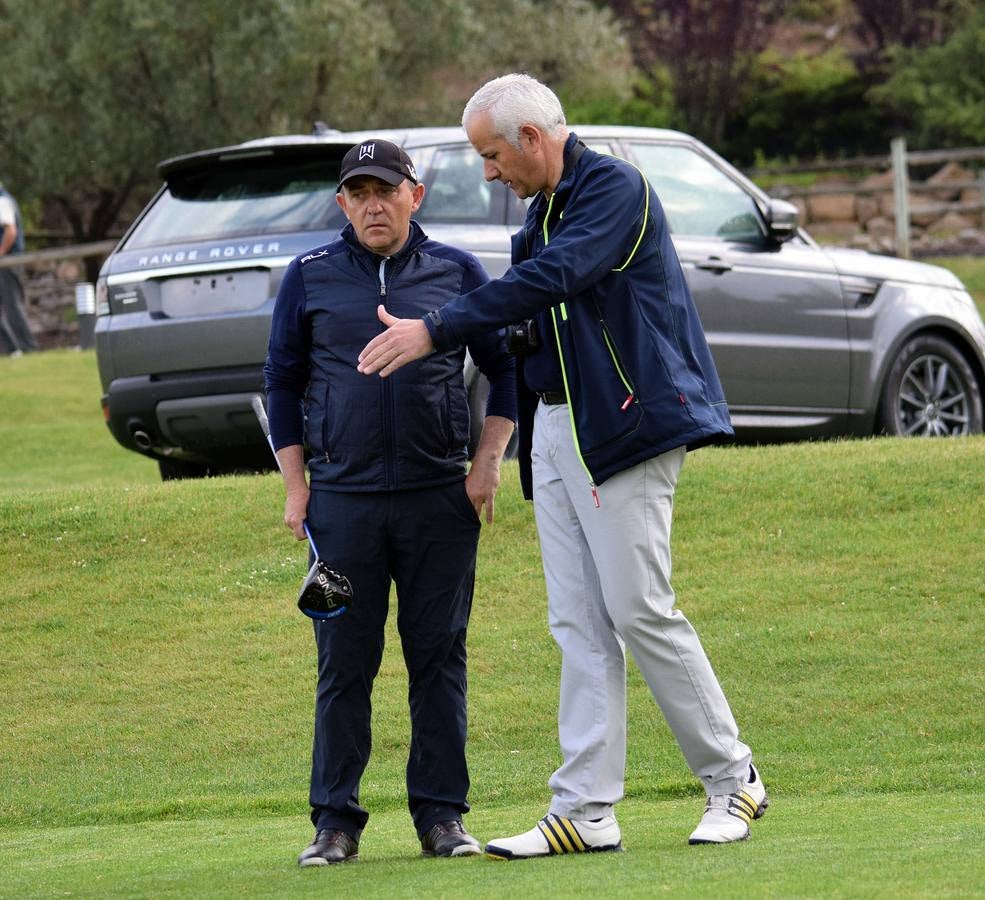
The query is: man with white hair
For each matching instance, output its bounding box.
[358,73,768,857]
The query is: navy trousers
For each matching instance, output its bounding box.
[305,481,481,840]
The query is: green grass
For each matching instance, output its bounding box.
[1,350,984,897]
[0,349,157,491]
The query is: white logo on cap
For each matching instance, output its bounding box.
[407,163,417,181]
[358,143,375,160]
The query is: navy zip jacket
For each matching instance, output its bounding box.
[264,221,516,491]
[425,133,733,499]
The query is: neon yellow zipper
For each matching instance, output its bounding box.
[540,163,651,506]
[548,304,599,507]
[544,192,598,506]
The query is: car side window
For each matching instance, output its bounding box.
[626,142,766,242]
[417,146,505,224]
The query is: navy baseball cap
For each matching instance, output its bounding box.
[338,139,419,190]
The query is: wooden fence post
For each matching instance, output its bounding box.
[891,137,911,259]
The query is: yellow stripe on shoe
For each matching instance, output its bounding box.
[539,815,586,854]
[538,818,566,854]
[728,804,752,824]
[554,817,588,852]
[729,791,760,824]
[485,815,622,859]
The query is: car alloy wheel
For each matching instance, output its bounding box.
[879,335,984,437]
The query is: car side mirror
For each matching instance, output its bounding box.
[764,198,800,243]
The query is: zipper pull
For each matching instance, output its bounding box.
[620,392,634,411]
[380,283,386,297]
[591,483,600,508]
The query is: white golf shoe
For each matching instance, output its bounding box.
[689,763,769,844]
[485,814,623,860]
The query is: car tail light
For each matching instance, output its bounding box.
[96,277,110,316]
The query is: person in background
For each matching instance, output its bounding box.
[356,74,768,858]
[0,181,38,355]
[264,139,516,866]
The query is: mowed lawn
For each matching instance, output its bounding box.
[1,349,983,898]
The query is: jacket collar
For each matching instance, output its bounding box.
[340,218,428,263]
[530,132,588,220]
[558,132,587,187]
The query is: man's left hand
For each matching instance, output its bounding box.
[357,305,433,376]
[463,415,514,524]
[465,458,501,524]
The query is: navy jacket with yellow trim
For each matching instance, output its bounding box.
[424,133,733,498]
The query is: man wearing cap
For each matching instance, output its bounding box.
[264,139,516,865]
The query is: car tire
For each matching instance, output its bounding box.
[877,334,984,437]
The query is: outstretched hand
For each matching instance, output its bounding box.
[357,305,434,376]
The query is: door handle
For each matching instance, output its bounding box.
[694,257,733,274]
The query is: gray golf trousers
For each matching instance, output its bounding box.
[531,401,752,820]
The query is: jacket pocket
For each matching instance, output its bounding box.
[598,319,637,410]
[319,383,332,462]
[442,381,472,458]
[442,382,454,456]
[556,311,643,460]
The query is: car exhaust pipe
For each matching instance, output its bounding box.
[132,430,153,451]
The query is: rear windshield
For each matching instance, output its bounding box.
[124,153,347,249]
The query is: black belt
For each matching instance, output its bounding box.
[537,391,567,405]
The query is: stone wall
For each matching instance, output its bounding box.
[19,257,89,350]
[778,161,985,256]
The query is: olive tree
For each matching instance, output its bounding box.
[0,0,633,244]
[0,0,384,241]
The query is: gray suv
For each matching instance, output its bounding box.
[96,126,985,479]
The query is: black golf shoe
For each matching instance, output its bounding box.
[421,820,482,857]
[298,829,359,866]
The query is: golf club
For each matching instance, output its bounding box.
[251,395,354,619]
